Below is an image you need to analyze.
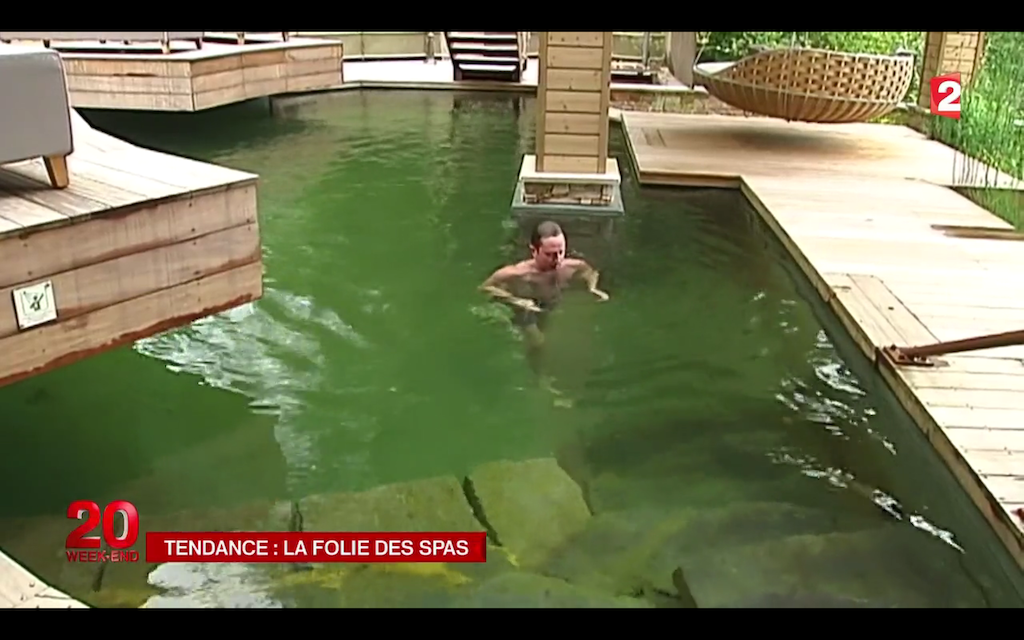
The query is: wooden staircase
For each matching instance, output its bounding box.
[444,32,526,82]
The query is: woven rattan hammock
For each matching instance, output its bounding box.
[693,46,915,124]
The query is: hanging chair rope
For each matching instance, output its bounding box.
[782,32,799,121]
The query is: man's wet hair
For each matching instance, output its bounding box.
[530,221,563,248]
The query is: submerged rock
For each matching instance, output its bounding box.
[143,562,284,608]
[586,471,811,514]
[270,562,474,608]
[94,499,297,608]
[299,475,482,534]
[674,524,987,608]
[543,500,877,599]
[266,540,520,608]
[719,591,889,608]
[455,572,652,608]
[465,458,591,569]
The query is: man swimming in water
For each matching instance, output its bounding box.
[479,220,609,399]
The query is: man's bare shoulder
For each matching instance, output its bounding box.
[505,260,536,275]
[490,260,533,279]
[562,258,590,272]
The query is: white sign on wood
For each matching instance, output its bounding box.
[12,280,57,330]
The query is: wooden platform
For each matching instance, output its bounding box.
[3,35,343,111]
[0,550,85,608]
[620,111,1024,571]
[0,110,262,389]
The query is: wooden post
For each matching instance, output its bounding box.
[535,31,612,174]
[512,31,623,215]
[918,31,986,108]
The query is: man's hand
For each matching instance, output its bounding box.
[514,297,543,312]
[590,288,610,302]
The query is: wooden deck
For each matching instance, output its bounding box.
[1,34,343,111]
[0,550,85,608]
[0,110,262,389]
[620,111,1024,571]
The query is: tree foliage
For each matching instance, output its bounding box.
[695,32,924,62]
[928,31,1024,227]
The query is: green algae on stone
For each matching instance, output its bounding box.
[586,471,809,514]
[140,562,284,608]
[543,501,885,599]
[455,572,653,608]
[457,543,520,581]
[712,589,890,608]
[299,475,483,534]
[88,587,166,609]
[270,562,474,608]
[542,508,668,597]
[465,458,591,569]
[674,525,989,608]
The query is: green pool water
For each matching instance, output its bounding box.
[0,90,1021,608]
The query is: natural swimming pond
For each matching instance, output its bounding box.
[0,90,1021,607]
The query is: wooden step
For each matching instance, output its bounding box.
[448,42,519,54]
[456,65,522,82]
[459,63,519,73]
[452,54,520,66]
[447,31,518,42]
[611,69,656,84]
[445,32,522,83]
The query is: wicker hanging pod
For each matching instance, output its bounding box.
[692,42,916,124]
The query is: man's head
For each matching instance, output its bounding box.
[529,221,566,271]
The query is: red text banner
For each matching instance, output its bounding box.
[145,531,488,563]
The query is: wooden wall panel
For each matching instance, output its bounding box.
[918,31,986,108]
[535,32,612,174]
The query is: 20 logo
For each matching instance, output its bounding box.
[66,500,140,549]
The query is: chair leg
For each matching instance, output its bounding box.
[43,154,69,189]
[161,40,170,54]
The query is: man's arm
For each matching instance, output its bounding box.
[480,265,537,310]
[479,265,517,301]
[567,259,609,300]
[567,259,600,290]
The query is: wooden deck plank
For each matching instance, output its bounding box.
[0,223,259,341]
[0,166,109,219]
[621,111,1024,570]
[3,158,148,210]
[0,550,83,608]
[17,37,346,112]
[0,216,20,234]
[0,113,257,240]
[0,187,68,227]
[968,450,1024,474]
[906,370,1024,392]
[946,426,1024,452]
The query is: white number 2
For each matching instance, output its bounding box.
[938,80,961,113]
